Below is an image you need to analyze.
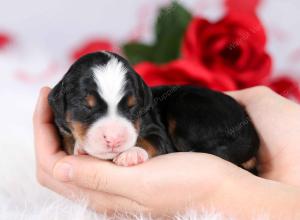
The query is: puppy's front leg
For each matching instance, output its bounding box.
[113,147,149,166]
[112,113,173,166]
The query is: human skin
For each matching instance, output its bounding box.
[227,87,300,186]
[34,86,300,219]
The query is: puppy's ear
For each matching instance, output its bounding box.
[140,79,153,109]
[48,80,71,135]
[134,73,153,109]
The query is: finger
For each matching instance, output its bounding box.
[225,90,246,105]
[33,87,53,126]
[33,87,59,154]
[53,156,141,198]
[33,87,66,173]
[225,91,239,99]
[38,170,147,214]
[225,86,277,106]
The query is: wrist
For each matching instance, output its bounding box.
[215,172,300,219]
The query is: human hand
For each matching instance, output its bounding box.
[34,87,158,214]
[34,87,261,217]
[227,86,300,186]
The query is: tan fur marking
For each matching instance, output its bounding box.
[127,95,137,108]
[62,134,75,155]
[66,111,72,122]
[134,119,141,133]
[242,157,257,170]
[70,121,88,143]
[137,138,158,158]
[64,112,87,154]
[168,118,177,137]
[86,95,96,108]
[61,111,75,154]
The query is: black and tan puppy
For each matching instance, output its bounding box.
[152,86,259,169]
[49,51,259,169]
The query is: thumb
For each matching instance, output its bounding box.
[53,155,141,197]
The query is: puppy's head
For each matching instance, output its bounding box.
[49,51,152,159]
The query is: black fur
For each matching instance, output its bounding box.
[48,52,259,169]
[151,86,259,165]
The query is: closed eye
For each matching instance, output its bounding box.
[127,95,137,109]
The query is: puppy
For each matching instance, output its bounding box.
[152,86,259,170]
[49,51,172,166]
[49,51,259,170]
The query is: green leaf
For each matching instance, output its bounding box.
[122,43,153,65]
[122,1,192,65]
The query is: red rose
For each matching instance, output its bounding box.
[268,76,300,101]
[71,39,118,61]
[135,59,237,91]
[182,12,272,88]
[225,0,260,14]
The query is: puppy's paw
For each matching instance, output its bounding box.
[113,147,149,166]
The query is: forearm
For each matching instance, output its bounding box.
[214,174,300,219]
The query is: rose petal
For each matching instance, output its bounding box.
[268,76,300,101]
[225,0,261,14]
[235,53,272,87]
[181,18,210,60]
[181,13,270,88]
[134,60,237,91]
[71,39,118,61]
[221,12,266,49]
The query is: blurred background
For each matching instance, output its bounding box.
[0,0,300,155]
[1,0,300,218]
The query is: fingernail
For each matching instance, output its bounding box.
[53,162,73,182]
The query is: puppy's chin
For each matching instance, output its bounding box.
[81,116,139,160]
[82,146,133,160]
[89,151,120,160]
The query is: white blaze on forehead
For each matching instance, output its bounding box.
[93,57,127,114]
[82,54,138,159]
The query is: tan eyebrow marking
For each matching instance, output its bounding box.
[127,95,137,108]
[86,95,97,108]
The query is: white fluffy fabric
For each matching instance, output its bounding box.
[0,134,271,220]
[0,137,221,220]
